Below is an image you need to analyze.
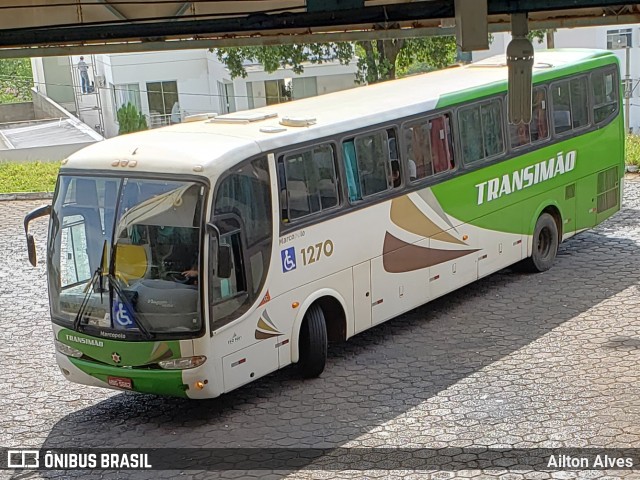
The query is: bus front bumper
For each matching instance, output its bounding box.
[56,353,221,399]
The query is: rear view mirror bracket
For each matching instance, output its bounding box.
[24,205,52,267]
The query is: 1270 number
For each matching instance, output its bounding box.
[300,240,334,266]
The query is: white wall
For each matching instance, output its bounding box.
[34,50,358,138]
[241,60,358,110]
[473,25,640,132]
[107,50,217,124]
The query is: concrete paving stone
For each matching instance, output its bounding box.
[1,178,640,479]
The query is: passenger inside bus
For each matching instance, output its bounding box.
[389,159,401,188]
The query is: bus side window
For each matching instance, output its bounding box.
[509,87,549,149]
[552,77,589,134]
[592,69,618,124]
[459,105,484,163]
[459,99,504,165]
[351,129,397,198]
[406,113,455,181]
[279,143,339,222]
[430,115,455,173]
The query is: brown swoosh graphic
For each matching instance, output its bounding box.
[390,196,467,246]
[383,232,479,273]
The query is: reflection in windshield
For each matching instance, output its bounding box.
[49,176,205,337]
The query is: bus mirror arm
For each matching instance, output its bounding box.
[24,205,52,267]
[206,222,232,279]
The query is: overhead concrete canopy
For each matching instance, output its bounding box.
[0,1,640,57]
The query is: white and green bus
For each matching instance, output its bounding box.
[25,49,624,399]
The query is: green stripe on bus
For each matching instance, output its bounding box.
[69,357,188,398]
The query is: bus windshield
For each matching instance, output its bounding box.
[48,175,205,339]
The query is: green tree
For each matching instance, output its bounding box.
[214,36,457,85]
[116,103,148,135]
[0,58,33,104]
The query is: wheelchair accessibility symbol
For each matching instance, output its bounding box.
[113,300,136,329]
[281,247,297,273]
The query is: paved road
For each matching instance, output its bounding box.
[1,178,640,480]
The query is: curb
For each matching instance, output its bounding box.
[0,192,54,202]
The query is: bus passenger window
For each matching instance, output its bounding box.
[279,143,339,221]
[592,69,618,124]
[459,105,484,163]
[531,88,549,141]
[430,115,455,173]
[508,87,548,149]
[552,77,589,134]
[353,129,396,198]
[406,113,455,181]
[459,99,504,164]
[344,129,402,201]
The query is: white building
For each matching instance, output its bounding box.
[32,49,358,138]
[474,25,640,131]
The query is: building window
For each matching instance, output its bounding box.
[292,77,318,99]
[146,81,178,127]
[246,82,255,109]
[113,83,141,111]
[265,79,291,105]
[607,28,632,49]
[218,82,236,114]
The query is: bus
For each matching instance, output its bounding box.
[24,49,624,399]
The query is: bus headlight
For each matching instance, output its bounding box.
[55,340,83,358]
[158,356,206,370]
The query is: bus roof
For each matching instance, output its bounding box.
[65,49,617,178]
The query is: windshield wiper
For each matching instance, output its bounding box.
[73,240,108,331]
[73,241,153,339]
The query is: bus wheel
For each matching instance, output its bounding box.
[520,212,559,273]
[298,304,327,378]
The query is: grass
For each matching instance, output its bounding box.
[627,134,640,167]
[0,161,60,193]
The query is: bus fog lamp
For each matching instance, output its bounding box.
[158,356,207,370]
[55,340,83,358]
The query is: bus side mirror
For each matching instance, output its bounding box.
[24,204,51,267]
[27,234,37,267]
[217,244,232,279]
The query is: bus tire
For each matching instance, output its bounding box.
[297,304,327,378]
[520,212,559,273]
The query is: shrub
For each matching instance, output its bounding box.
[116,103,148,135]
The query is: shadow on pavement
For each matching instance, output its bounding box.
[28,211,640,478]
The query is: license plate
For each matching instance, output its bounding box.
[107,376,133,390]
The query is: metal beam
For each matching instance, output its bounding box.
[0,1,640,55]
[95,0,129,21]
[3,9,640,59]
[0,2,454,48]
[487,0,640,14]
[171,2,193,19]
